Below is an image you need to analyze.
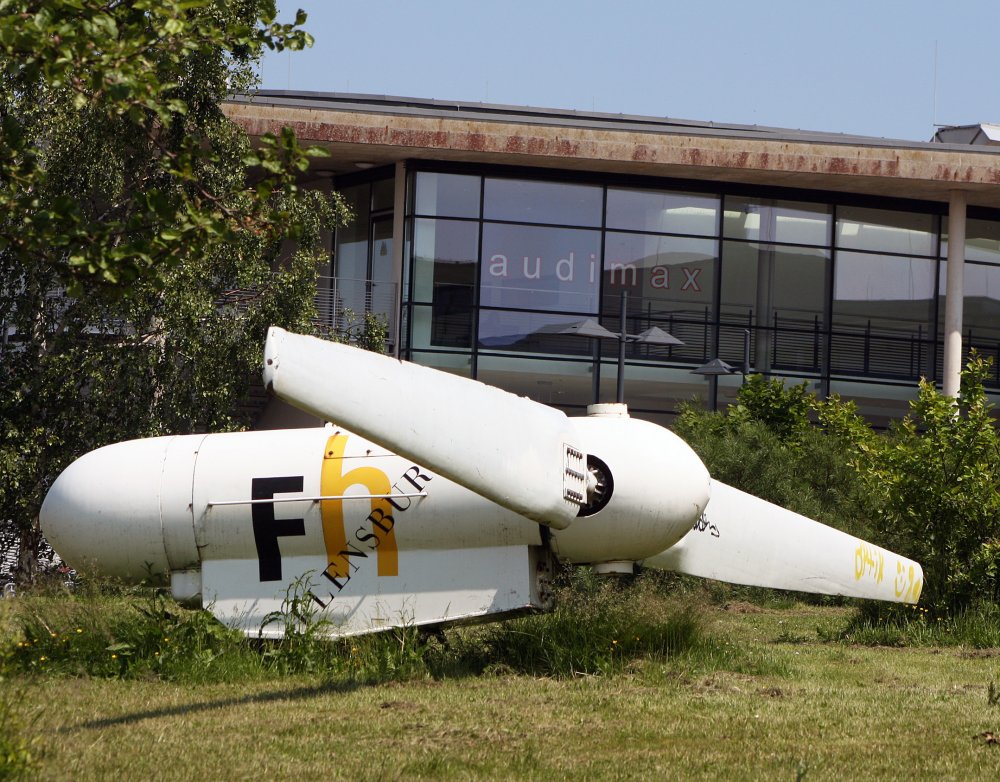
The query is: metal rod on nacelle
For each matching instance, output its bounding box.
[616,289,627,404]
[207,492,427,507]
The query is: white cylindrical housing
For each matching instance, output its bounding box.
[40,415,711,583]
[41,427,545,583]
[41,436,190,581]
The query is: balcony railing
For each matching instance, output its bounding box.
[313,275,397,347]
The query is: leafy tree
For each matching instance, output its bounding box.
[0,1,353,584]
[0,0,319,293]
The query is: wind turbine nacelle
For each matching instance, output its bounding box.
[40,417,709,588]
[38,327,924,638]
[41,427,531,586]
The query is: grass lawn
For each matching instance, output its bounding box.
[7,602,1000,781]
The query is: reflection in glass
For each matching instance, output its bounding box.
[601,233,716,364]
[603,233,715,312]
[366,218,396,330]
[371,219,394,289]
[480,223,601,313]
[836,206,936,256]
[606,188,719,236]
[720,241,828,372]
[938,261,1000,344]
[828,380,920,428]
[477,354,595,409]
[834,252,936,327]
[478,309,600,357]
[597,364,709,417]
[333,183,372,323]
[412,172,480,218]
[723,197,831,245]
[484,178,602,226]
[408,350,473,377]
[832,252,937,379]
[942,218,1000,265]
[411,218,479,348]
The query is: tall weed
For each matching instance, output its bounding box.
[471,569,704,678]
[0,679,38,781]
[1,586,256,682]
[833,602,1000,648]
[1,570,783,685]
[258,573,335,675]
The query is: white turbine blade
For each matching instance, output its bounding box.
[262,328,585,530]
[645,480,923,604]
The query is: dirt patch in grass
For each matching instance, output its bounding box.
[721,601,766,614]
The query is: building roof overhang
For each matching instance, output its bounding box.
[224,91,1000,210]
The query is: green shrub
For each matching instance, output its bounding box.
[727,374,814,444]
[674,377,870,540]
[827,357,1000,615]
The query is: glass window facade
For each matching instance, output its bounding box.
[607,187,718,236]
[950,218,1000,265]
[412,172,480,218]
[483,178,602,226]
[410,218,479,350]
[602,232,716,364]
[836,207,936,256]
[332,183,371,319]
[937,217,1000,386]
[724,197,832,246]
[328,176,398,343]
[389,167,1000,422]
[720,241,829,374]
[832,252,937,379]
[480,223,602,314]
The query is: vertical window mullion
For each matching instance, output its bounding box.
[471,176,485,379]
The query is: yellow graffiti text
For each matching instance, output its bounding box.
[854,543,885,584]
[894,560,922,603]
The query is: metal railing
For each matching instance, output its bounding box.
[597,302,999,388]
[721,314,936,382]
[313,275,397,344]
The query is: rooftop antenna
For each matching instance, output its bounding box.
[932,40,938,130]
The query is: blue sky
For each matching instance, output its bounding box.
[261,1,998,142]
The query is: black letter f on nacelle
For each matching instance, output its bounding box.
[251,476,306,582]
